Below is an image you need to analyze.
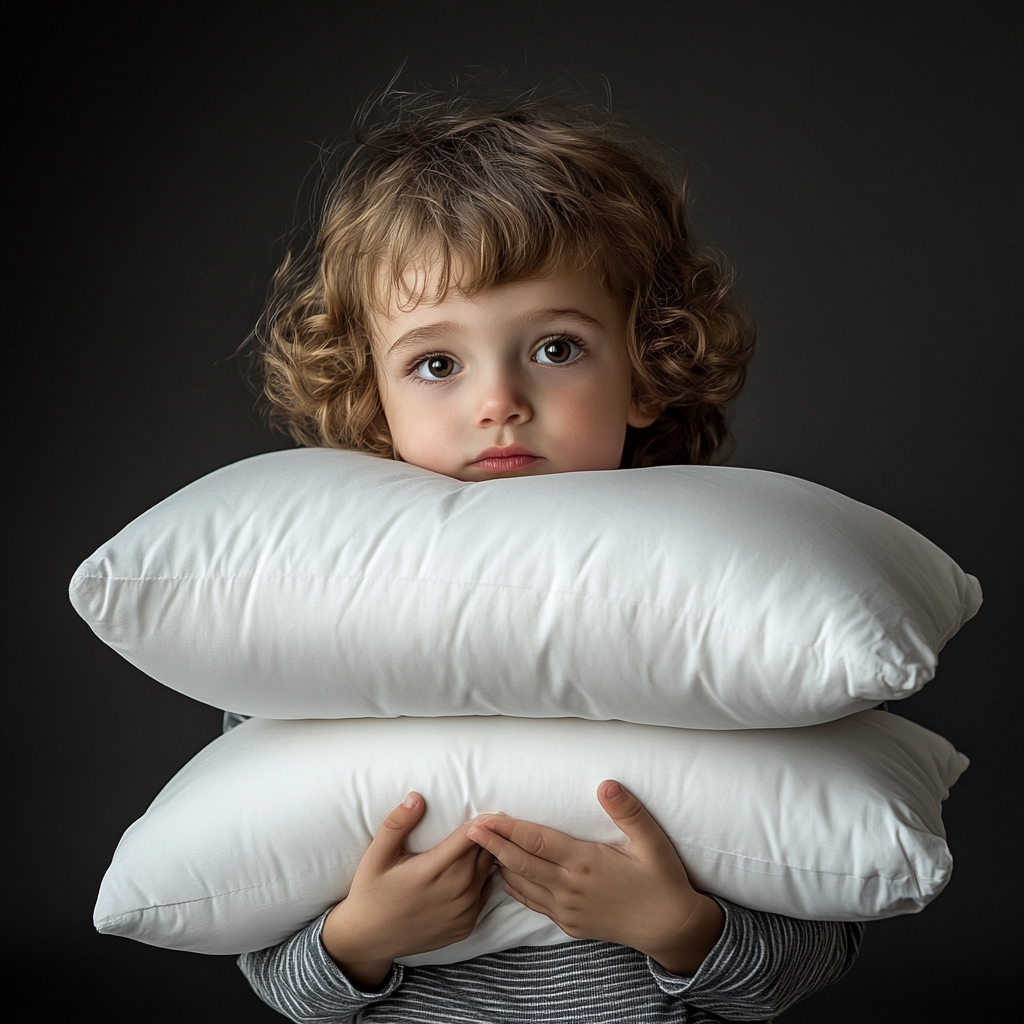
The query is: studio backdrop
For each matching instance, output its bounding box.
[3,3,1020,1021]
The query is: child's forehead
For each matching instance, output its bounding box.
[368,251,619,320]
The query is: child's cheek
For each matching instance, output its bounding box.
[547,379,632,473]
[387,388,464,477]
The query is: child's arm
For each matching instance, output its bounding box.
[321,791,494,987]
[467,780,723,975]
[653,898,864,1020]
[467,781,864,1017]
[239,792,493,1021]
[240,783,861,1021]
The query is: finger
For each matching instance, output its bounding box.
[363,792,426,869]
[424,819,487,864]
[476,874,493,916]
[597,780,672,849]
[502,879,560,923]
[499,868,555,913]
[471,815,578,866]
[474,844,495,884]
[466,824,563,884]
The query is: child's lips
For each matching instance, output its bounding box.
[472,446,543,472]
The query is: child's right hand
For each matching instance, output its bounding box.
[321,792,494,990]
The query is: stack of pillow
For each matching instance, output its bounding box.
[70,449,980,964]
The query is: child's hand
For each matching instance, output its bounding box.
[322,792,494,989]
[466,780,724,978]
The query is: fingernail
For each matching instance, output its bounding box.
[402,792,418,808]
[605,781,622,799]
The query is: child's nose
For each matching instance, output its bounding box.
[475,370,533,427]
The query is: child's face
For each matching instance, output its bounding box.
[372,269,655,481]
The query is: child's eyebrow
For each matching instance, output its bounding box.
[387,320,466,356]
[386,308,606,357]
[517,308,606,333]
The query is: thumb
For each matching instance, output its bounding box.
[597,780,667,848]
[364,792,426,868]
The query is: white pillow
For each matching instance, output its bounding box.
[94,712,967,960]
[69,451,981,729]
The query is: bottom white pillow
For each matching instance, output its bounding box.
[95,712,967,963]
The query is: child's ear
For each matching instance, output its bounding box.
[627,398,663,429]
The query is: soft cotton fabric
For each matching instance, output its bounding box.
[69,450,981,729]
[94,711,966,957]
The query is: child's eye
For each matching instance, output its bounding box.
[534,336,583,365]
[413,354,462,381]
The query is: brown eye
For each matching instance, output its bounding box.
[535,337,582,365]
[415,355,461,380]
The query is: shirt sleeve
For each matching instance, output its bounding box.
[238,910,404,1024]
[646,897,865,1021]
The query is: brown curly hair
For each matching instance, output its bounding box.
[255,90,755,467]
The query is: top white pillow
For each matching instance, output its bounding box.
[70,449,980,728]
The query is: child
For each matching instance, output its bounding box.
[236,90,863,1022]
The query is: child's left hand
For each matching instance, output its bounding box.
[466,780,724,977]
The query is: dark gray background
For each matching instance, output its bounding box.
[3,2,1020,1020]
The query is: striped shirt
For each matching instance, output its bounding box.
[239,902,863,1022]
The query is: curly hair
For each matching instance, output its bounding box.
[255,89,755,467]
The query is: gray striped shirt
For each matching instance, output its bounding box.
[239,902,862,1022]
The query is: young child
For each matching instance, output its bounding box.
[235,90,863,1022]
